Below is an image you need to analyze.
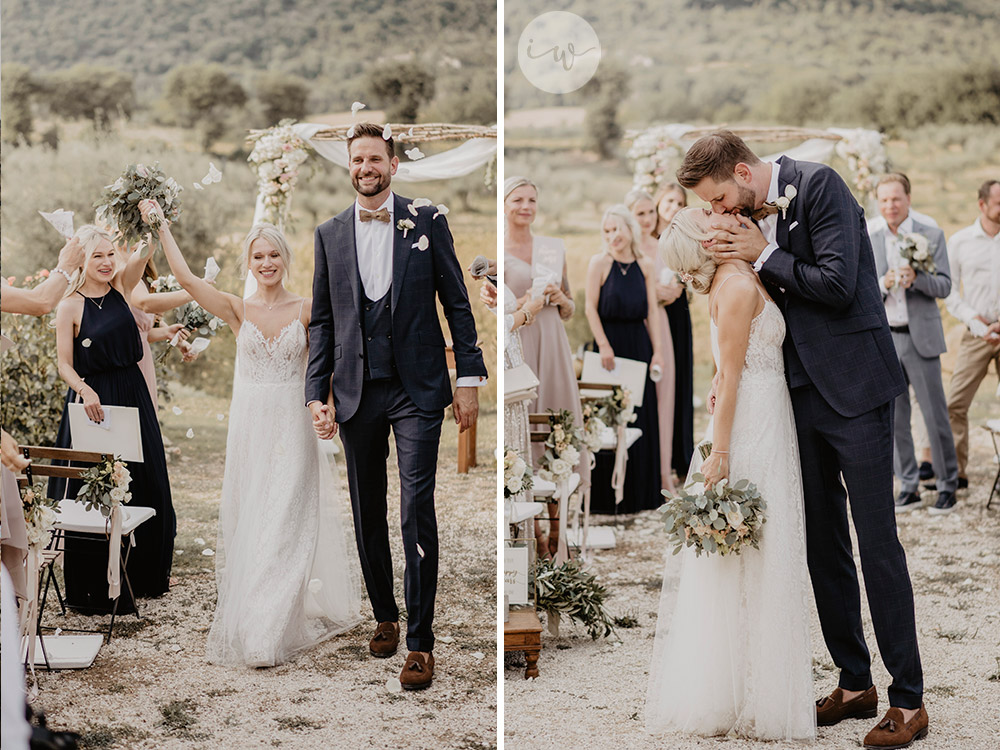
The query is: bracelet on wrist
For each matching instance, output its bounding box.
[51,267,73,284]
[711,449,729,455]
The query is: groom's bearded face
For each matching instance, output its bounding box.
[692,176,758,217]
[349,137,397,197]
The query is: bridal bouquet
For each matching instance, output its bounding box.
[20,483,60,549]
[660,470,767,557]
[536,410,582,485]
[897,232,936,275]
[76,456,132,518]
[503,447,533,499]
[96,163,182,248]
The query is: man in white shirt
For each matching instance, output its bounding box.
[306,122,488,690]
[869,174,958,514]
[946,179,1000,488]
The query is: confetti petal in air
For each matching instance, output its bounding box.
[433,204,450,219]
[416,543,425,558]
[412,235,430,252]
[192,183,204,190]
[185,428,195,439]
[351,101,366,116]
[201,162,222,185]
[404,147,425,160]
[382,124,392,140]
[346,124,356,138]
[307,578,323,593]
[172,406,183,415]
[217,413,226,421]
[412,198,433,208]
[81,338,92,348]
[38,209,75,239]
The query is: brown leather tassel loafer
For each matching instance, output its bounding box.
[369,621,400,658]
[816,685,879,726]
[863,705,929,749]
[399,651,434,690]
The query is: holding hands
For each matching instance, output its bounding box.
[309,396,337,440]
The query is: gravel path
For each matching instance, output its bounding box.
[30,398,498,750]
[505,419,1000,750]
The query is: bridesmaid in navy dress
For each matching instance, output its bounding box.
[50,226,175,614]
[585,205,665,514]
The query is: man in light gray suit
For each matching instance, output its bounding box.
[871,174,959,514]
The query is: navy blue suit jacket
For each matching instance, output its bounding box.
[758,158,905,417]
[305,193,487,421]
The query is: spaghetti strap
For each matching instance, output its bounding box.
[297,298,306,321]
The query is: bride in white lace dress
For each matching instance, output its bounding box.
[646,207,815,741]
[140,201,363,667]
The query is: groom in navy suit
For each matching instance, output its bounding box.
[306,122,487,690]
[678,132,927,748]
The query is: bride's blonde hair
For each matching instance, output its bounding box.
[64,225,116,297]
[658,207,717,295]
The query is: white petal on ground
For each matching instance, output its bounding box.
[385,677,402,693]
[471,651,485,660]
[172,406,183,415]
[351,101,366,116]
[382,124,392,140]
[438,635,455,644]
[194,537,205,546]
[202,548,215,556]
[175,549,184,555]
[186,428,195,439]
[404,147,425,160]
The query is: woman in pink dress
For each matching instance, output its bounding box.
[503,176,587,558]
[626,189,678,493]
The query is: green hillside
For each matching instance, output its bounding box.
[504,0,1000,127]
[1,0,496,111]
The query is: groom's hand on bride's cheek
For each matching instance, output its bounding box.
[711,221,767,264]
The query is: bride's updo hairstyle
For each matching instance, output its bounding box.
[239,223,293,280]
[64,225,115,297]
[658,207,717,295]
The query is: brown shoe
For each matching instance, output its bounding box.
[816,686,879,726]
[369,621,399,658]
[863,705,929,749]
[399,651,434,690]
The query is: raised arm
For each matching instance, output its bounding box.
[138,200,242,329]
[700,275,758,488]
[130,282,192,315]
[0,237,84,315]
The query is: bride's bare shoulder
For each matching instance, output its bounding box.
[710,271,760,322]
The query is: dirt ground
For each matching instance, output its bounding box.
[27,390,498,750]
[505,400,1000,750]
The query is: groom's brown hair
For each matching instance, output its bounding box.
[347,122,394,159]
[676,130,761,188]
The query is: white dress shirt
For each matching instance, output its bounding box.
[946,217,1000,337]
[867,207,938,234]
[354,192,395,301]
[879,214,914,327]
[752,159,782,272]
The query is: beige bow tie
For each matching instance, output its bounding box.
[751,203,781,222]
[359,208,390,223]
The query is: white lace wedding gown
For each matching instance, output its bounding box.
[646,293,816,741]
[206,309,363,667]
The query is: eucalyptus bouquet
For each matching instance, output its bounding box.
[660,471,767,557]
[96,162,182,249]
[76,456,132,518]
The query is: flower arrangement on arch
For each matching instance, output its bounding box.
[20,483,60,549]
[76,456,132,518]
[503,447,533,499]
[627,126,686,195]
[247,121,311,227]
[834,129,889,202]
[536,410,582,485]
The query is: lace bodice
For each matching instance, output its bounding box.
[236,318,307,384]
[710,298,786,380]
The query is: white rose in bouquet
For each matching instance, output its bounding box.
[550,458,571,478]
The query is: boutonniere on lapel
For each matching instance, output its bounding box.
[773,185,797,220]
[397,218,415,238]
